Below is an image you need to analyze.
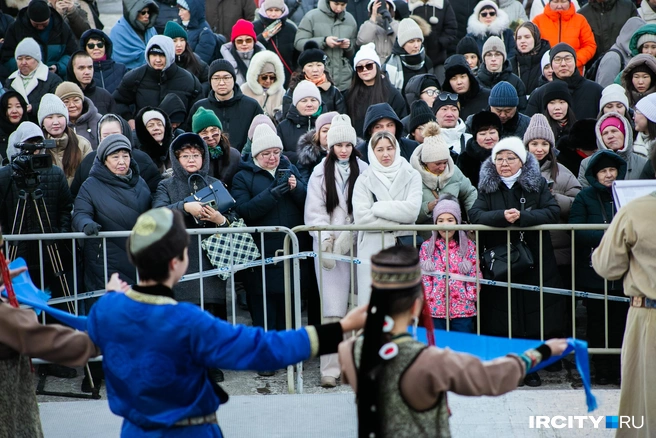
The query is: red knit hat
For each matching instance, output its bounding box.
[231,19,257,42]
[600,116,625,137]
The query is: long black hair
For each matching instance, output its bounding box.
[346,63,390,123]
[176,41,204,81]
[543,106,577,143]
[323,143,361,215]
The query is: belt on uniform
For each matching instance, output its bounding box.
[630,296,656,309]
[173,413,218,427]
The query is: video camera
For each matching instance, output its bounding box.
[11,139,56,191]
[378,0,395,36]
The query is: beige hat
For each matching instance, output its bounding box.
[251,124,283,157]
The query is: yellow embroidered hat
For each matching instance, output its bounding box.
[129,208,174,254]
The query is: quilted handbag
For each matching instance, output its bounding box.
[481,234,534,281]
[201,217,261,280]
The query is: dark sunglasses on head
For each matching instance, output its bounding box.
[480,10,496,17]
[356,62,376,73]
[86,42,104,49]
[437,92,458,102]
[259,74,276,81]
[138,9,150,15]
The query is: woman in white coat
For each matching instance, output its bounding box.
[353,130,423,304]
[304,114,368,388]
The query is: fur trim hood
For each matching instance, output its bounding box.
[409,14,432,36]
[245,50,285,96]
[297,131,326,167]
[467,3,511,37]
[408,0,444,12]
[478,152,543,194]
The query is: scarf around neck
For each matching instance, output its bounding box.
[367,138,404,189]
[500,168,522,189]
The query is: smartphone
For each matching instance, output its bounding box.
[201,199,217,210]
[276,169,292,185]
[335,38,345,43]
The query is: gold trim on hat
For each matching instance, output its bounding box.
[371,264,422,289]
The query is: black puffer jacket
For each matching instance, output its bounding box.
[510,40,551,95]
[442,54,490,120]
[355,102,418,163]
[65,50,117,116]
[579,0,638,64]
[450,0,480,40]
[134,106,173,173]
[79,29,128,94]
[469,153,563,338]
[408,0,458,65]
[456,136,492,188]
[277,106,318,164]
[254,7,299,88]
[525,72,603,120]
[72,148,151,290]
[0,91,28,162]
[476,61,527,111]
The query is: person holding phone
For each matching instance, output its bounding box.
[356,0,399,61]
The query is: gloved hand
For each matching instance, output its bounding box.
[321,239,335,270]
[333,231,353,255]
[83,222,102,236]
[270,181,291,199]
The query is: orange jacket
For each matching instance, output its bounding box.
[532,4,597,74]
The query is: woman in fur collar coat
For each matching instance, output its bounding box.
[408,0,458,70]
[468,136,563,387]
[465,0,516,62]
[241,50,286,122]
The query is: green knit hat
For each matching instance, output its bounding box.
[192,107,222,133]
[164,21,188,41]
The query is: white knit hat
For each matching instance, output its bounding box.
[251,123,283,157]
[38,94,68,126]
[15,37,42,62]
[420,122,450,163]
[482,36,507,61]
[599,83,629,112]
[353,42,381,68]
[397,18,424,48]
[142,110,166,126]
[492,136,527,164]
[292,80,321,106]
[327,114,357,148]
[636,93,656,123]
[638,33,656,50]
[261,0,284,10]
[541,50,551,73]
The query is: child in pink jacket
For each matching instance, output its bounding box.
[419,195,479,333]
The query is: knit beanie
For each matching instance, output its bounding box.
[492,136,527,164]
[420,75,440,92]
[327,114,357,148]
[7,121,44,159]
[15,37,42,62]
[164,21,188,40]
[550,43,577,64]
[456,35,480,58]
[209,59,236,81]
[637,33,656,50]
[231,19,257,42]
[176,0,189,9]
[97,133,132,162]
[542,81,572,108]
[292,80,321,106]
[488,81,518,108]
[247,114,277,140]
[261,0,284,10]
[142,109,166,126]
[523,114,555,149]
[397,18,424,48]
[147,45,165,57]
[38,94,68,126]
[316,111,338,133]
[298,41,327,68]
[192,107,222,133]
[599,83,630,112]
[541,50,551,73]
[433,91,459,112]
[482,36,507,61]
[629,63,656,88]
[27,0,50,22]
[600,116,626,136]
[635,93,656,122]
[420,122,449,162]
[251,124,283,157]
[408,100,436,132]
[353,42,381,68]
[55,82,84,101]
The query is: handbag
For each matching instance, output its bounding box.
[183,174,236,214]
[481,235,534,280]
[395,235,424,248]
[201,217,261,280]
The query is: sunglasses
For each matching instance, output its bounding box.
[86,42,104,49]
[235,38,254,45]
[480,10,496,17]
[259,74,276,81]
[138,9,150,15]
[356,62,376,73]
[422,89,440,97]
[437,92,458,102]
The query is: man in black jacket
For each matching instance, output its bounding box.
[356,102,418,163]
[184,59,264,152]
[441,54,490,120]
[66,51,116,116]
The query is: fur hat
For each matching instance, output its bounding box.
[492,136,527,164]
[192,107,222,133]
[251,124,283,157]
[471,110,502,135]
[599,83,629,112]
[55,82,84,101]
[489,81,518,108]
[231,19,257,42]
[408,100,436,133]
[327,114,357,148]
[298,41,327,68]
[482,36,507,61]
[523,114,555,149]
[420,122,450,163]
[37,94,68,126]
[15,37,42,62]
[292,80,321,106]
[353,42,381,68]
[397,18,424,47]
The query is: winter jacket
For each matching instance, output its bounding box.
[173,0,216,65]
[231,154,308,296]
[109,0,158,70]
[569,150,627,291]
[205,0,256,39]
[277,106,318,164]
[442,55,491,120]
[281,81,346,119]
[510,39,551,95]
[525,71,603,120]
[152,135,231,304]
[476,61,527,110]
[70,98,102,149]
[456,136,492,188]
[5,63,62,122]
[185,87,264,153]
[531,3,597,72]
[346,0,370,27]
[595,17,645,88]
[357,18,400,62]
[620,54,656,108]
[408,0,458,66]
[240,50,285,121]
[113,37,202,121]
[355,102,419,162]
[72,152,151,291]
[578,112,647,187]
[79,83,116,117]
[466,4,516,61]
[46,132,93,185]
[304,156,368,317]
[79,29,128,94]
[174,52,209,89]
[498,0,529,25]
[0,91,27,162]
[0,6,78,79]
[0,13,13,57]
[579,0,638,64]
[451,0,481,40]
[296,130,327,184]
[529,0,580,20]
[538,157,581,266]
[468,153,564,338]
[134,106,173,174]
[219,41,267,87]
[253,6,299,88]
[153,0,179,34]
[345,77,408,137]
[286,0,320,26]
[158,93,188,127]
[206,144,241,190]
[384,40,434,94]
[295,0,358,91]
[638,0,656,24]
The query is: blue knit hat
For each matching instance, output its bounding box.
[489,81,518,108]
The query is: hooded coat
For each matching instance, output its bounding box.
[277,106,318,164]
[5,63,62,123]
[468,153,564,338]
[620,54,656,108]
[179,0,218,65]
[113,36,202,121]
[253,5,299,88]
[0,91,28,162]
[70,97,102,149]
[525,71,603,120]
[109,0,159,69]
[355,102,419,163]
[476,61,527,111]
[465,3,516,61]
[510,37,551,95]
[441,55,491,120]
[152,135,230,304]
[356,12,399,62]
[569,150,627,292]
[134,106,173,174]
[66,52,117,116]
[79,30,128,94]
[408,0,458,66]
[240,50,285,120]
[579,0,638,64]
[158,93,188,128]
[294,0,358,91]
[594,18,645,88]
[578,112,647,188]
[639,0,656,24]
[72,144,151,291]
[205,0,256,39]
[498,0,528,24]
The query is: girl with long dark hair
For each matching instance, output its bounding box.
[0,91,28,162]
[541,81,577,144]
[164,22,210,87]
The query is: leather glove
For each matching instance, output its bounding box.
[333,231,353,255]
[83,222,101,236]
[320,239,335,270]
[270,182,291,199]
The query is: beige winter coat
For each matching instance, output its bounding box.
[240,51,286,121]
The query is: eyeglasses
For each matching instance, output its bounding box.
[180,154,202,161]
[259,150,281,158]
[355,62,376,73]
[138,9,150,15]
[235,37,254,45]
[495,157,518,164]
[86,42,104,49]
[259,74,276,82]
[480,10,496,17]
[211,75,233,83]
[437,92,458,102]
[421,89,440,97]
[552,55,574,64]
